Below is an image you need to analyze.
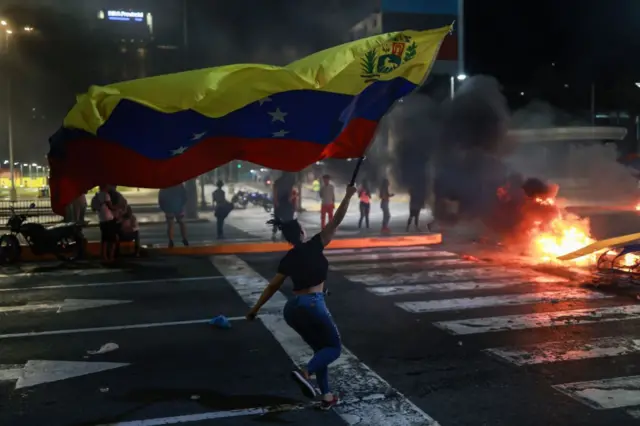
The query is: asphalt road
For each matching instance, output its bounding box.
[1,243,639,425]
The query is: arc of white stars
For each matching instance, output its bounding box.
[268,107,287,123]
[258,97,272,106]
[272,130,289,138]
[171,146,188,156]
[191,131,207,141]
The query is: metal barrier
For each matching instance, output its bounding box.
[0,199,64,227]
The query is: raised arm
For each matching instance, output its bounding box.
[320,184,357,246]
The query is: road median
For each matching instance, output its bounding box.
[15,233,442,261]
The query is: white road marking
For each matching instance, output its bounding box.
[98,405,306,425]
[346,267,550,286]
[397,289,612,313]
[331,258,476,272]
[0,360,129,389]
[553,375,640,409]
[0,276,224,292]
[212,255,440,425]
[97,393,393,425]
[0,317,246,339]
[0,267,117,279]
[486,336,640,366]
[327,250,456,263]
[0,299,131,314]
[0,365,22,381]
[627,408,640,418]
[435,304,640,335]
[367,278,569,296]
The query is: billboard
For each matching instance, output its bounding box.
[103,10,145,22]
[380,0,458,15]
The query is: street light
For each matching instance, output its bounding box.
[1,20,35,200]
[457,74,467,81]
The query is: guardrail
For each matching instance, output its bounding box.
[0,200,64,226]
[511,126,627,143]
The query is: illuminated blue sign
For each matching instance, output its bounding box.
[381,0,458,15]
[107,10,145,22]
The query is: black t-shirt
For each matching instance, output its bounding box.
[277,234,328,291]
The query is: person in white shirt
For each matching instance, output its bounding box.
[91,185,117,262]
[319,174,335,229]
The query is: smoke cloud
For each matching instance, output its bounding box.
[374,73,638,240]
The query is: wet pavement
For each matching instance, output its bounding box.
[0,241,639,425]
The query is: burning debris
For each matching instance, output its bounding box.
[486,176,595,266]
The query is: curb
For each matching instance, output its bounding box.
[15,233,442,261]
[149,233,442,255]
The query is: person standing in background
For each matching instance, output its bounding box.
[91,185,117,262]
[272,173,295,241]
[291,186,299,213]
[407,183,426,232]
[312,178,321,201]
[212,180,231,239]
[357,182,370,229]
[379,178,394,233]
[158,184,189,248]
[72,192,87,225]
[118,205,141,257]
[319,174,335,229]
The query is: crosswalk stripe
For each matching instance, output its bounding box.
[553,375,640,409]
[396,289,612,313]
[486,336,640,366]
[325,246,432,255]
[627,408,640,418]
[331,258,476,272]
[346,267,548,286]
[327,250,456,263]
[434,304,640,335]
[366,278,570,296]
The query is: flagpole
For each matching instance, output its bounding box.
[349,157,364,186]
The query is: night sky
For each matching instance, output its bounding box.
[0,0,637,161]
[466,0,638,84]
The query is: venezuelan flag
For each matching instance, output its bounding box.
[48,25,451,214]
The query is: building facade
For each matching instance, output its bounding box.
[347,0,462,77]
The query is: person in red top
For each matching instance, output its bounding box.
[357,183,371,229]
[319,175,335,229]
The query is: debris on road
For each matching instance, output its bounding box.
[210,315,232,329]
[87,342,119,355]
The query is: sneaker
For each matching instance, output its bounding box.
[319,395,339,410]
[168,240,175,248]
[182,239,189,246]
[291,370,318,399]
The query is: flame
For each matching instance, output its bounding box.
[635,203,640,211]
[529,215,595,266]
[526,195,596,266]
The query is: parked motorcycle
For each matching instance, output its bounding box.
[231,191,249,209]
[0,203,86,264]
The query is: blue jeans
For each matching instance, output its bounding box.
[283,293,341,395]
